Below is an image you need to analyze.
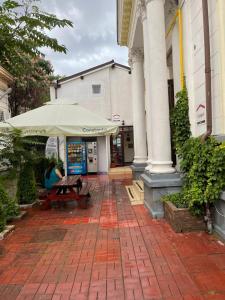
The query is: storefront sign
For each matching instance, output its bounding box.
[112,114,120,122]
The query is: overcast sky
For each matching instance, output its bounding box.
[39,0,128,76]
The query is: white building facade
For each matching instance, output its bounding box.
[0,66,13,122]
[117,0,225,219]
[50,60,133,173]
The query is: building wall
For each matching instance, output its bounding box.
[50,64,132,172]
[0,79,11,120]
[170,0,222,137]
[50,66,132,126]
[110,67,132,126]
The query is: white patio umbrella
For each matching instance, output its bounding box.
[0,101,119,137]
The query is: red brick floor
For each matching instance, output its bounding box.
[0,175,225,299]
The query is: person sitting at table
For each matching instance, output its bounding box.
[44,161,66,194]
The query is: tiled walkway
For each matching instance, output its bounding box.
[0,175,225,300]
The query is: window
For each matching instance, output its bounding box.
[92,84,101,95]
[0,110,4,122]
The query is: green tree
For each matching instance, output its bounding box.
[0,0,73,115]
[17,162,37,204]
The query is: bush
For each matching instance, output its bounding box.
[162,192,188,209]
[5,198,20,220]
[0,183,19,221]
[17,163,37,204]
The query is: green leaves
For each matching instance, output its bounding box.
[0,0,73,66]
[170,87,191,157]
[0,0,73,116]
[17,162,37,204]
[170,87,225,216]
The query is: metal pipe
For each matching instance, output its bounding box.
[166,11,178,38]
[178,9,184,89]
[201,0,212,141]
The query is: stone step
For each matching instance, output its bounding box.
[133,180,144,200]
[125,185,144,205]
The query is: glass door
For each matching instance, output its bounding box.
[110,133,124,167]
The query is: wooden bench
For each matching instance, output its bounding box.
[77,182,92,209]
[38,180,92,210]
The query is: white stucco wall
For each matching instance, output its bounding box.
[50,65,132,126]
[169,0,222,137]
[50,65,132,173]
[110,67,132,126]
[0,93,10,120]
[0,78,11,120]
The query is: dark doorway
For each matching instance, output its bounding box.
[110,126,134,167]
[168,79,177,167]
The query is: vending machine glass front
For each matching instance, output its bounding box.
[67,142,87,175]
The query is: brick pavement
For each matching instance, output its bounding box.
[0,174,225,299]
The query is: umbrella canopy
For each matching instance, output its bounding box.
[0,102,119,137]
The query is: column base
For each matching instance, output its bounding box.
[141,171,183,219]
[131,162,147,179]
[145,160,175,174]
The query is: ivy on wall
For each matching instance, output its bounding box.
[164,87,225,216]
[170,87,191,157]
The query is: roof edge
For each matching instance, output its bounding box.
[58,60,130,84]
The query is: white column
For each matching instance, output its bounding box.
[138,0,152,165]
[129,48,147,164]
[145,0,174,173]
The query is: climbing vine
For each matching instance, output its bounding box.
[170,87,191,156]
[165,88,225,216]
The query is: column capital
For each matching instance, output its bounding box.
[129,48,144,65]
[137,0,147,22]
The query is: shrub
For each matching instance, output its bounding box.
[162,192,188,209]
[0,183,19,220]
[170,87,225,217]
[17,163,37,204]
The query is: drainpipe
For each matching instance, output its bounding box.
[201,0,212,142]
[54,80,61,100]
[201,0,213,234]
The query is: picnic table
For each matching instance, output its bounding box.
[39,175,92,210]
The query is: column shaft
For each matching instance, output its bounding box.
[145,0,174,173]
[130,49,148,164]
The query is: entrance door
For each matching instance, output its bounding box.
[110,126,134,167]
[110,133,124,167]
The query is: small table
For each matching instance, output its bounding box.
[54,175,82,193]
[40,175,91,209]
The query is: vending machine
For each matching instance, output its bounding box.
[86,142,98,173]
[67,141,87,175]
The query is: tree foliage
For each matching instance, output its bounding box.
[17,162,37,204]
[0,0,73,115]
